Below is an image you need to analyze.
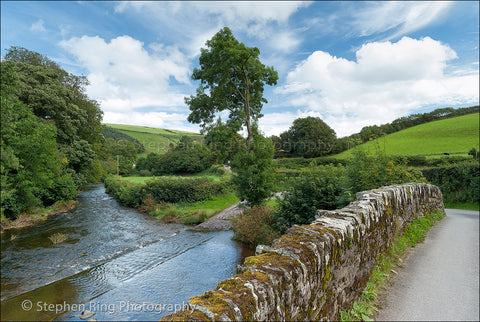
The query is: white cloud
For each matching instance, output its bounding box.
[351,1,451,40]
[30,19,46,32]
[59,35,190,114]
[278,37,479,137]
[267,31,302,53]
[113,1,310,55]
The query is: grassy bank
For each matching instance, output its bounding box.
[107,168,237,225]
[337,113,479,158]
[340,209,446,321]
[0,200,78,231]
[141,191,239,225]
[104,123,202,155]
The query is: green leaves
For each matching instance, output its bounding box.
[1,47,104,217]
[230,135,276,206]
[186,27,278,142]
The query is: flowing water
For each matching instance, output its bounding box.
[1,185,253,321]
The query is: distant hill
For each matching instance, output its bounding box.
[336,113,479,158]
[104,123,203,154]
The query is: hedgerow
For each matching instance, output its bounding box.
[104,175,231,208]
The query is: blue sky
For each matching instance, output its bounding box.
[1,1,479,137]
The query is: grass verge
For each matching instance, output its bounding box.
[340,209,446,321]
[444,202,479,211]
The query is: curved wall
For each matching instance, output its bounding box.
[162,183,444,321]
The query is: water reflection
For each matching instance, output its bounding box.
[1,185,254,321]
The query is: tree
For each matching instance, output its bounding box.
[231,134,276,206]
[203,118,243,164]
[3,47,103,187]
[1,62,75,217]
[281,116,337,158]
[186,28,278,205]
[185,27,278,143]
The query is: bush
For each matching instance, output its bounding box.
[275,165,348,233]
[422,162,479,204]
[231,135,276,206]
[104,175,232,208]
[139,144,215,176]
[104,176,144,208]
[346,149,426,194]
[142,177,230,203]
[138,169,152,177]
[232,205,280,248]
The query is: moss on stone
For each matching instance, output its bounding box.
[160,310,209,321]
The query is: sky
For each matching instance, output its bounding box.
[1,1,479,138]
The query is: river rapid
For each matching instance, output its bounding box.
[1,184,253,321]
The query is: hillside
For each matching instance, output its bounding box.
[104,123,203,154]
[336,113,479,158]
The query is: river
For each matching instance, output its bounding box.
[0,184,253,321]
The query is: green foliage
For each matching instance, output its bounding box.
[163,143,214,174]
[48,232,68,245]
[186,27,278,142]
[2,46,104,205]
[104,123,203,155]
[274,156,347,170]
[142,176,229,204]
[104,175,231,207]
[232,205,281,248]
[277,116,337,158]
[422,162,479,204]
[135,142,214,175]
[101,138,139,175]
[468,148,479,159]
[346,148,426,194]
[104,176,145,208]
[1,62,75,218]
[274,149,427,232]
[203,118,243,164]
[102,125,145,153]
[275,165,348,233]
[231,135,276,206]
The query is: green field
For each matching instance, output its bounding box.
[336,113,479,158]
[104,123,203,155]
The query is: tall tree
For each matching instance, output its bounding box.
[1,63,76,217]
[185,27,278,143]
[3,47,104,187]
[281,116,337,158]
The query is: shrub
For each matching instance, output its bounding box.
[232,205,280,248]
[231,135,276,206]
[104,175,232,208]
[422,162,479,204]
[138,169,152,177]
[346,149,426,194]
[40,173,78,205]
[104,176,144,207]
[142,177,230,203]
[274,165,348,233]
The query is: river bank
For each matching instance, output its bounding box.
[0,200,78,231]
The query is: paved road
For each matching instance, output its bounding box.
[375,209,479,321]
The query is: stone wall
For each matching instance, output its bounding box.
[162,183,444,321]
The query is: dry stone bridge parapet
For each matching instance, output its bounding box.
[162,183,444,321]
